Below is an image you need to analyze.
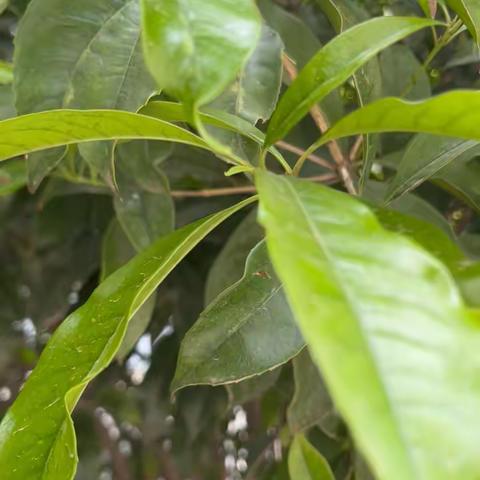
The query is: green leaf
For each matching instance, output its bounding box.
[288,350,338,436]
[419,0,437,17]
[264,16,437,146]
[256,171,480,480]
[0,196,255,480]
[0,109,212,163]
[386,134,480,202]
[447,0,480,43]
[316,91,480,148]
[100,219,157,362]
[141,100,289,170]
[0,159,27,196]
[0,61,13,85]
[172,241,303,391]
[14,0,156,187]
[140,0,261,108]
[288,435,335,480]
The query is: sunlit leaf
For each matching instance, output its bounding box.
[264,16,436,146]
[0,196,255,480]
[447,0,480,43]
[257,171,480,480]
[141,0,261,108]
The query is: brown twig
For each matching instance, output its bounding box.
[282,54,357,195]
[275,140,335,171]
[170,174,338,199]
[349,136,364,163]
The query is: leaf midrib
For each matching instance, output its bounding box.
[281,177,418,479]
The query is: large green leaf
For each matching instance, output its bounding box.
[0,196,255,480]
[172,241,303,391]
[0,109,217,163]
[288,435,335,480]
[14,0,156,187]
[256,171,480,480]
[447,0,480,43]
[386,134,480,201]
[264,16,436,146]
[140,0,261,108]
[315,91,480,149]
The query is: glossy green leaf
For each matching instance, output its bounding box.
[172,241,303,391]
[0,109,212,163]
[141,0,261,107]
[316,91,480,150]
[15,0,156,187]
[264,16,436,146]
[447,0,480,43]
[386,134,480,201]
[0,196,255,480]
[288,435,335,480]
[100,219,157,362]
[256,171,480,480]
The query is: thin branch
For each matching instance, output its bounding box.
[275,140,335,171]
[170,174,338,199]
[282,54,357,195]
[349,136,364,163]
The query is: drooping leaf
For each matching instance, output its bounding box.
[0,110,212,163]
[0,196,255,480]
[418,0,437,17]
[140,0,261,108]
[447,0,480,43]
[256,171,480,480]
[315,91,480,151]
[172,241,302,391]
[288,435,335,480]
[100,219,157,362]
[386,134,480,202]
[14,0,156,187]
[264,16,437,146]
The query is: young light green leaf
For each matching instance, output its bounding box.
[288,435,335,480]
[172,241,303,391]
[386,134,480,202]
[314,91,480,153]
[0,61,13,85]
[0,110,212,163]
[141,0,261,108]
[264,16,437,146]
[256,171,480,480]
[0,196,256,480]
[447,0,480,43]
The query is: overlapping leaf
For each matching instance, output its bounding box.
[0,196,255,480]
[264,16,436,146]
[288,435,335,480]
[256,171,480,480]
